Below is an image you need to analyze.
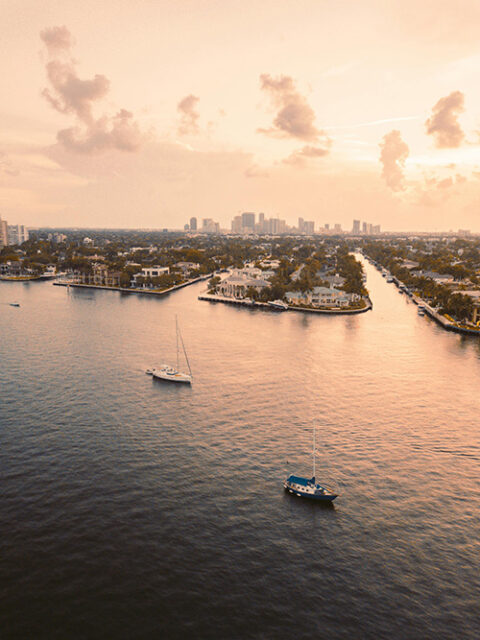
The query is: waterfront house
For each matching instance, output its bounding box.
[175,261,200,276]
[285,290,311,305]
[217,273,270,298]
[310,286,353,307]
[285,286,355,308]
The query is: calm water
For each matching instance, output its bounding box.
[1,259,479,639]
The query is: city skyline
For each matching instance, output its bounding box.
[3,1,480,231]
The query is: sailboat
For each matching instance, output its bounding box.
[146,316,193,384]
[284,427,338,501]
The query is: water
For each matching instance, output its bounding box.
[1,259,479,639]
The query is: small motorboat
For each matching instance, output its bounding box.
[267,299,289,310]
[9,302,20,307]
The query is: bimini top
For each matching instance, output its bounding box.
[287,475,314,487]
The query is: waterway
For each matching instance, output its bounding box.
[0,258,479,639]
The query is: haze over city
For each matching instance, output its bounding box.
[3,0,480,231]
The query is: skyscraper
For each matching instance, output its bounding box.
[298,217,304,232]
[190,217,197,231]
[0,216,8,248]
[258,212,265,233]
[352,219,360,234]
[7,225,29,245]
[241,212,255,232]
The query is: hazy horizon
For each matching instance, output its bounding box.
[3,1,480,231]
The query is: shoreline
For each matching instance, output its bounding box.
[0,275,56,282]
[198,293,373,315]
[363,254,480,337]
[53,275,210,297]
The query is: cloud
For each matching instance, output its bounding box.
[379,130,409,191]
[40,25,73,55]
[425,91,465,148]
[244,164,269,178]
[0,152,20,177]
[258,74,329,146]
[40,25,143,154]
[283,144,330,166]
[177,94,200,136]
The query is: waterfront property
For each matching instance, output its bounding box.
[216,271,271,299]
[285,286,359,309]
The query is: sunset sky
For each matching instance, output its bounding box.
[2,0,480,231]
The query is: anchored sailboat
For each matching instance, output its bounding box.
[284,427,338,501]
[146,316,193,384]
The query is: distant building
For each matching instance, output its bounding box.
[257,213,265,232]
[324,223,330,231]
[202,218,219,233]
[352,219,361,234]
[298,217,304,232]
[7,224,29,245]
[362,222,367,234]
[184,223,190,231]
[190,217,198,231]
[303,220,315,234]
[334,223,342,232]
[0,216,9,247]
[231,215,242,233]
[241,212,256,233]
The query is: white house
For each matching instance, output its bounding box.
[140,266,170,278]
[285,286,356,308]
[217,273,270,298]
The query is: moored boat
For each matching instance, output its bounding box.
[147,316,193,384]
[284,427,338,502]
[267,299,289,310]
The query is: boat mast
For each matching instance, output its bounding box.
[313,426,316,480]
[175,315,180,370]
[178,323,193,379]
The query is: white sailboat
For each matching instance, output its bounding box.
[146,316,193,384]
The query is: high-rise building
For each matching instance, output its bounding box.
[257,212,265,233]
[352,219,360,234]
[190,217,197,231]
[202,218,219,233]
[0,216,9,248]
[362,222,367,233]
[298,217,304,232]
[241,212,255,232]
[231,215,242,233]
[324,223,330,231]
[304,221,314,234]
[372,225,381,234]
[7,224,29,245]
[334,223,342,232]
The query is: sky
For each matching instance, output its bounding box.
[2,0,480,232]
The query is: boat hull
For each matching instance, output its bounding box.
[150,365,192,383]
[153,372,192,384]
[284,477,338,501]
[284,484,337,501]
